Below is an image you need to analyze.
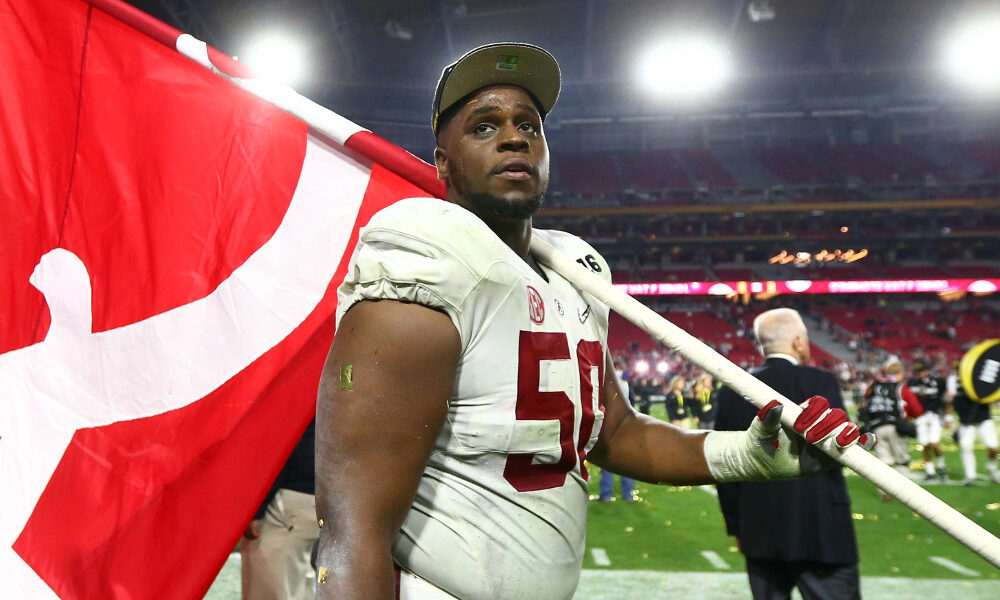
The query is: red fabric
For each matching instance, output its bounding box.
[2,0,436,597]
[346,131,447,199]
[0,0,304,354]
[84,0,256,79]
[900,384,924,419]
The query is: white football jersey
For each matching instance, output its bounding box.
[336,197,613,600]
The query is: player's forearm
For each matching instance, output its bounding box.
[588,412,714,485]
[314,527,396,600]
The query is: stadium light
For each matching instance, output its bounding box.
[637,36,730,99]
[635,360,650,375]
[942,16,1000,93]
[656,361,670,374]
[240,32,307,87]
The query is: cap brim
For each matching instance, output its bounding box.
[434,42,560,132]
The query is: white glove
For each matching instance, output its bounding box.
[704,396,876,483]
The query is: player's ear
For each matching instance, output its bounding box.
[434,146,449,180]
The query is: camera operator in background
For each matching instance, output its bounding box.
[858,358,923,501]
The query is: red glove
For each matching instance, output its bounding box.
[791,395,876,450]
[704,395,875,482]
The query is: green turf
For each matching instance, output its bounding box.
[204,410,1000,599]
[584,412,1000,579]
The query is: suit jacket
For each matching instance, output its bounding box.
[665,390,689,420]
[715,357,858,565]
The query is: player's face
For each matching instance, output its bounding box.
[434,85,550,221]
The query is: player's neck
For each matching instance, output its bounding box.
[483,216,548,279]
[489,217,532,258]
[446,194,534,258]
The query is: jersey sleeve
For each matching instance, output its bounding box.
[336,200,483,342]
[534,229,613,284]
[533,229,614,347]
[900,384,924,419]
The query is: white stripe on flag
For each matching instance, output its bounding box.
[590,548,612,567]
[700,550,730,570]
[929,556,980,576]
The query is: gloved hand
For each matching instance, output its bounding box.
[703,396,876,482]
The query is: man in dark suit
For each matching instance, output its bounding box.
[715,308,861,600]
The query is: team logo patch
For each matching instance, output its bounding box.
[526,285,545,324]
[496,55,519,71]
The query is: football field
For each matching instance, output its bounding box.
[206,420,1000,599]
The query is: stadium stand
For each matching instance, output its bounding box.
[619,149,692,191]
[950,264,1000,278]
[633,267,712,282]
[552,152,622,194]
[752,146,834,184]
[956,140,1000,175]
[676,148,737,188]
[872,265,955,279]
[712,267,763,281]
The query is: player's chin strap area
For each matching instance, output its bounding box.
[529,234,1000,570]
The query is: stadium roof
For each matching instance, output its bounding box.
[127,1,1000,152]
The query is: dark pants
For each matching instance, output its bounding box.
[746,557,860,600]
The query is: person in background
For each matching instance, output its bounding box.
[646,375,667,414]
[952,386,1000,485]
[715,308,866,600]
[858,358,923,501]
[665,374,691,428]
[693,373,719,430]
[242,420,319,600]
[635,375,653,415]
[908,362,949,481]
[599,368,636,502]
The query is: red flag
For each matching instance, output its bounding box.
[0,0,441,597]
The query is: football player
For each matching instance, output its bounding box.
[314,43,871,600]
[908,362,949,481]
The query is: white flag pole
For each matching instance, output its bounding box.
[530,235,1000,570]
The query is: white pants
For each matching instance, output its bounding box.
[242,489,320,600]
[958,420,999,481]
[397,570,461,600]
[873,423,911,473]
[916,412,943,446]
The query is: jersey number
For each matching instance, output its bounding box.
[503,331,605,492]
[576,254,602,272]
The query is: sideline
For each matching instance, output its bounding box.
[206,559,1000,600]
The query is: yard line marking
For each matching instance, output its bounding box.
[698,485,718,496]
[930,556,980,576]
[700,550,730,570]
[591,548,612,567]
